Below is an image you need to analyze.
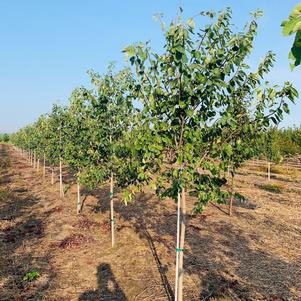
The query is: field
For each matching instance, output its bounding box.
[0,144,300,300]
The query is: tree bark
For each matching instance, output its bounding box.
[37,159,40,172]
[267,161,271,181]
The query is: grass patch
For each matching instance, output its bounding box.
[258,183,285,193]
[249,165,300,177]
[270,166,300,177]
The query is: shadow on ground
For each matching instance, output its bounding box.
[79,263,128,301]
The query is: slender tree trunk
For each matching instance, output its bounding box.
[110,171,115,247]
[174,191,181,301]
[59,159,64,198]
[43,153,46,177]
[109,132,115,247]
[229,173,235,216]
[267,161,271,181]
[177,189,186,301]
[33,150,36,169]
[77,179,81,214]
[37,159,40,172]
[51,167,54,185]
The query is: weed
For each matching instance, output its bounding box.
[23,271,40,281]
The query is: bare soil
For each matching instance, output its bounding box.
[0,144,300,301]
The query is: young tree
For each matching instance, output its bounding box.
[34,115,49,175]
[87,66,135,247]
[64,87,99,214]
[124,8,298,300]
[47,105,69,197]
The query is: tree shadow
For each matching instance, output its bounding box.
[190,221,301,300]
[141,228,174,301]
[79,263,128,301]
[89,184,112,213]
[90,186,301,300]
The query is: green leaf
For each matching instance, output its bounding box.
[187,18,195,29]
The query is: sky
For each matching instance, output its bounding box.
[0,0,300,133]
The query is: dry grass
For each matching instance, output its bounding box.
[1,144,301,300]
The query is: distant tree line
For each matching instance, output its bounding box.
[0,133,10,143]
[257,126,301,162]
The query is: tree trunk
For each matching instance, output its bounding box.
[177,189,186,301]
[51,167,54,186]
[33,150,36,169]
[110,171,115,247]
[59,159,64,198]
[267,161,271,181]
[77,179,81,214]
[37,159,40,172]
[174,191,181,301]
[43,154,46,177]
[229,174,234,216]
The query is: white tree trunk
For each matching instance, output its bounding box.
[174,191,181,301]
[229,174,234,216]
[77,180,81,214]
[33,150,36,169]
[178,189,186,301]
[51,167,54,185]
[267,161,271,181]
[43,154,46,177]
[59,160,64,198]
[110,171,115,247]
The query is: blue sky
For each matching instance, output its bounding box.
[0,0,300,133]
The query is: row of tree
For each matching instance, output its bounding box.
[258,127,301,163]
[10,9,298,300]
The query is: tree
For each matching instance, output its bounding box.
[124,8,298,300]
[87,66,135,247]
[0,133,10,143]
[64,87,101,214]
[47,104,69,197]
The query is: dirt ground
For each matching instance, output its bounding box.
[0,144,300,301]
